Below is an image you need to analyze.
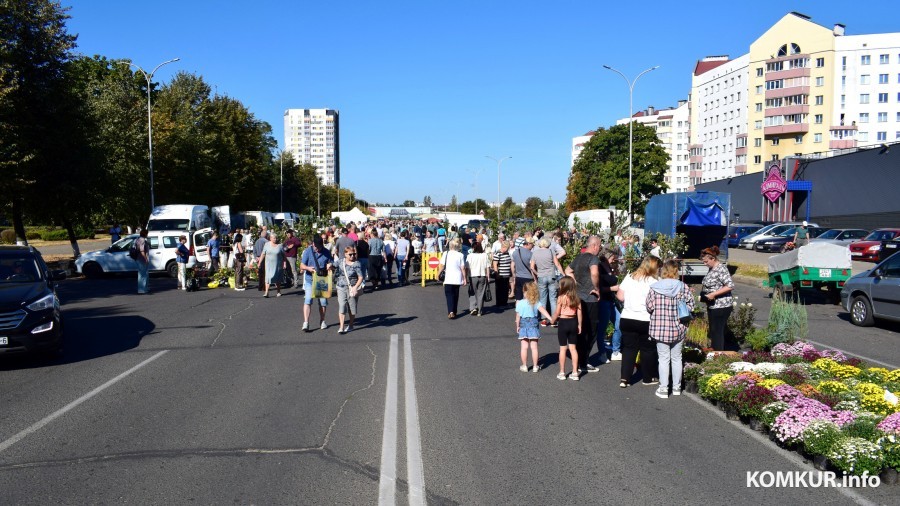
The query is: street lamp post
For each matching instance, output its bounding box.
[469,168,484,214]
[127,58,180,211]
[486,156,511,223]
[602,64,658,224]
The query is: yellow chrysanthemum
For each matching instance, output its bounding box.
[855,382,884,396]
[701,373,732,398]
[832,364,861,379]
[812,358,838,373]
[817,380,849,395]
[860,393,900,417]
[758,378,787,390]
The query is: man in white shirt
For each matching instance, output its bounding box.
[491,233,506,254]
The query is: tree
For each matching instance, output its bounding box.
[459,198,489,215]
[0,0,78,243]
[564,123,668,218]
[500,197,524,221]
[402,199,415,207]
[449,194,458,211]
[422,195,432,207]
[523,196,543,218]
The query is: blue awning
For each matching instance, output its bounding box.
[681,197,725,226]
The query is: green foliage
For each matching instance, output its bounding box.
[745,328,770,351]
[686,317,710,349]
[523,196,543,219]
[565,123,669,216]
[25,231,41,240]
[641,231,687,261]
[842,418,882,443]
[728,301,758,345]
[39,229,68,241]
[767,294,809,345]
[803,421,842,456]
[827,437,884,476]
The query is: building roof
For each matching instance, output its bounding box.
[693,58,729,76]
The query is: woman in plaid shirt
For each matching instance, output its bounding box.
[646,260,695,399]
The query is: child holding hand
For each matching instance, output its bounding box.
[551,276,582,381]
[516,281,553,372]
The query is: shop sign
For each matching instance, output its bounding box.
[761,165,787,202]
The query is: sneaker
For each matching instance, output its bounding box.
[470,309,478,316]
[619,380,628,388]
[610,352,623,361]
[655,387,669,399]
[643,379,659,386]
[235,288,246,291]
[519,365,529,372]
[596,355,609,365]
[532,364,540,373]
[320,321,328,330]
[539,320,549,327]
[346,326,352,333]
[569,372,580,381]
[586,365,600,373]
[557,372,567,380]
[302,321,309,332]
[672,389,682,396]
[338,327,346,334]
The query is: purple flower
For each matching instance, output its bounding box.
[820,349,848,362]
[771,384,802,402]
[772,395,855,443]
[877,412,900,433]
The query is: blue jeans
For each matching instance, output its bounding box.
[137,260,149,293]
[537,276,558,316]
[396,255,407,284]
[358,258,369,281]
[597,300,615,355]
[611,306,622,353]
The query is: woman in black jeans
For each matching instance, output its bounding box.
[700,245,734,350]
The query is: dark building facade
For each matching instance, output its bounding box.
[694,142,900,230]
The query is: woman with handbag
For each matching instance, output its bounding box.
[646,259,695,398]
[438,239,466,319]
[615,256,661,388]
[334,246,364,334]
[465,241,491,316]
[699,245,734,351]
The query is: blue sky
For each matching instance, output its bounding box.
[67,1,898,207]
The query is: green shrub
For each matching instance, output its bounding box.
[745,328,770,351]
[25,231,42,240]
[39,229,69,241]
[0,229,15,244]
[827,436,884,476]
[842,418,881,442]
[767,295,808,345]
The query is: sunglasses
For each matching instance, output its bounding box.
[347,253,357,257]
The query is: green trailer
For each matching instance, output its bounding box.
[763,242,852,302]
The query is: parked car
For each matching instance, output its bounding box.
[740,222,819,250]
[75,229,212,278]
[0,246,66,356]
[810,228,870,246]
[841,250,900,326]
[848,229,900,261]
[880,237,900,262]
[754,227,828,253]
[727,223,764,247]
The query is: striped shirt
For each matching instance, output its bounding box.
[493,251,512,278]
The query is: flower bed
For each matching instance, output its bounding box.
[686,342,900,481]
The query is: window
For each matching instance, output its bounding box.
[815,76,824,87]
[878,112,888,122]
[859,131,869,142]
[163,236,178,248]
[880,74,889,84]
[897,112,900,122]
[755,103,762,112]
[878,93,888,103]
[148,237,159,250]
[756,85,763,95]
[880,54,890,64]
[794,135,803,144]
[860,113,869,123]
[878,132,887,141]
[753,155,761,164]
[860,75,871,85]
[816,57,825,67]
[772,138,780,146]
[860,94,870,104]
[754,120,762,130]
[754,138,762,147]
[861,55,871,65]
[756,67,764,77]
[815,95,824,105]
[814,133,822,143]
[814,114,823,124]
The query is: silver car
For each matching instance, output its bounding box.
[840,252,900,326]
[811,228,869,246]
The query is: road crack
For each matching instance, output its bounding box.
[209,299,255,347]
[320,344,377,449]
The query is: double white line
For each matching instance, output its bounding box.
[378,334,426,506]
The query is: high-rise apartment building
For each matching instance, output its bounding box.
[284,108,340,185]
[689,54,749,185]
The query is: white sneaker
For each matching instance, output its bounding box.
[586,365,600,373]
[569,372,580,381]
[519,365,529,372]
[302,321,309,332]
[346,326,352,333]
[532,364,540,373]
[655,387,669,399]
[672,389,682,396]
[610,352,623,361]
[320,321,328,330]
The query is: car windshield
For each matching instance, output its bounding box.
[146,219,190,231]
[752,224,778,236]
[767,225,793,236]
[0,254,42,283]
[864,230,899,241]
[776,228,797,237]
[817,230,840,239]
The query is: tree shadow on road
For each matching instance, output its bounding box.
[0,306,155,371]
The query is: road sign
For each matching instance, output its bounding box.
[427,256,440,269]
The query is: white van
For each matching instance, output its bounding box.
[274,212,299,228]
[239,211,274,229]
[146,205,212,232]
[567,209,627,231]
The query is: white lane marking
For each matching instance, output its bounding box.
[378,335,399,506]
[0,350,169,454]
[403,334,426,506]
[685,392,876,506]
[806,339,898,369]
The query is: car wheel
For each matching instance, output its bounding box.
[166,261,178,279]
[773,281,785,300]
[82,262,103,278]
[850,295,875,327]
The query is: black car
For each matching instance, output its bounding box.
[754,227,828,253]
[0,246,66,356]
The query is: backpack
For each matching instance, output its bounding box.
[128,239,142,259]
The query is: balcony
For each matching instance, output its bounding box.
[765,86,810,99]
[765,105,809,117]
[829,139,857,149]
[689,154,703,163]
[765,67,811,80]
[734,165,747,176]
[735,146,747,155]
[764,123,809,136]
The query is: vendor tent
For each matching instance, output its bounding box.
[331,207,368,224]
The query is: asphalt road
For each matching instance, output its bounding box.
[0,275,897,504]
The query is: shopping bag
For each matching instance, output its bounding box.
[312,271,333,299]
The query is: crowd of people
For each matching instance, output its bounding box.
[178,217,734,396]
